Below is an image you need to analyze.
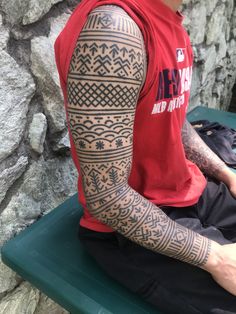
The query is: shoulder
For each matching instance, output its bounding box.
[82,4,145,50]
[74,4,147,85]
[86,5,142,35]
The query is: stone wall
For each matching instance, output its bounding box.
[0,0,78,313]
[182,0,236,110]
[0,0,235,313]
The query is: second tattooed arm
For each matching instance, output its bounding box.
[67,5,231,282]
[182,120,236,195]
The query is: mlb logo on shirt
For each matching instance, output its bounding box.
[176,48,185,63]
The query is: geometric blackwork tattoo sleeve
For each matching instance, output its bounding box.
[182,119,227,178]
[67,5,212,267]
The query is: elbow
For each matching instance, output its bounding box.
[85,182,130,221]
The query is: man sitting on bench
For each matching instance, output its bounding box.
[55,0,236,313]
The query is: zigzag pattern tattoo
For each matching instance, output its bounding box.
[67,5,212,268]
[69,41,143,79]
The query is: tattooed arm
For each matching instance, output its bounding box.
[67,5,221,270]
[181,120,236,295]
[182,120,236,196]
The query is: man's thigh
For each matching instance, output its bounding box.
[78,179,236,314]
[118,216,236,314]
[197,177,236,242]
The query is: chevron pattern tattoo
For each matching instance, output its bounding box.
[67,5,212,267]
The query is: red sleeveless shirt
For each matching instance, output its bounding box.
[54,0,207,232]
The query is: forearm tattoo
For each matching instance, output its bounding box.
[182,119,226,177]
[67,5,211,267]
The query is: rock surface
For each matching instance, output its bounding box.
[23,0,63,25]
[182,1,236,109]
[0,281,40,314]
[0,14,10,50]
[183,2,207,45]
[0,156,28,204]
[0,50,35,162]
[0,257,22,294]
[29,113,47,154]
[52,132,71,153]
[1,0,63,25]
[0,157,77,247]
[31,13,70,134]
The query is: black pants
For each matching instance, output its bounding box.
[78,178,236,314]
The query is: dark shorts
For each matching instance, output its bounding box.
[78,178,236,314]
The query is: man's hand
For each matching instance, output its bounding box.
[203,242,236,296]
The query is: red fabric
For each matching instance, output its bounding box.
[54,0,207,232]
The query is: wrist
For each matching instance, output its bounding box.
[217,166,235,187]
[201,241,223,273]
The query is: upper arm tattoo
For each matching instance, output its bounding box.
[67,6,211,268]
[67,5,145,200]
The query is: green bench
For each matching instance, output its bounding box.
[1,106,236,314]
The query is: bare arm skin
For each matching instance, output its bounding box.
[182,120,236,191]
[67,5,214,267]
